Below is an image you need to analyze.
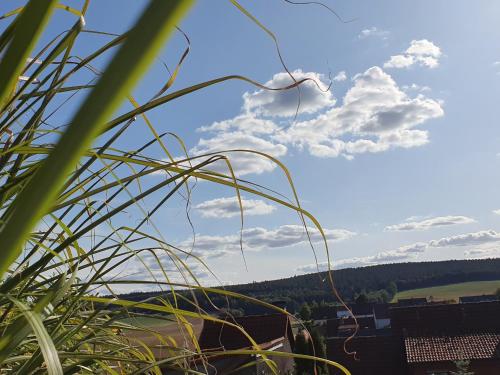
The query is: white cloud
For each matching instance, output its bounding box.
[278,66,443,159]
[190,128,287,176]
[384,39,442,69]
[464,247,500,259]
[358,27,389,40]
[197,114,278,135]
[333,71,347,82]
[429,230,500,248]
[494,61,500,75]
[180,225,356,259]
[188,64,443,176]
[384,54,414,69]
[493,209,500,215]
[385,215,475,231]
[297,228,500,274]
[402,83,431,92]
[297,242,427,273]
[243,69,335,117]
[195,196,275,219]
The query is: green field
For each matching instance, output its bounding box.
[393,280,500,302]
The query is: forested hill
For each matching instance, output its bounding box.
[119,258,500,314]
[228,258,500,303]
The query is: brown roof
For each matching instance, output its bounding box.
[391,301,500,335]
[198,314,294,351]
[327,335,406,375]
[405,333,500,363]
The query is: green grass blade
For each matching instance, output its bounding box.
[0,0,57,110]
[0,0,194,278]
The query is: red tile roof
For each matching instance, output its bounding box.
[198,314,294,351]
[405,333,500,363]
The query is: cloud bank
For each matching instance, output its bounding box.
[195,196,275,218]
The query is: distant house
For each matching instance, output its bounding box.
[397,297,428,307]
[192,313,295,374]
[374,303,391,329]
[405,333,500,375]
[459,294,498,303]
[334,303,392,330]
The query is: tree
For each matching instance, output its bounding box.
[294,330,310,375]
[294,329,328,375]
[451,360,474,375]
[387,281,398,296]
[299,302,312,321]
[355,291,369,304]
[311,329,329,375]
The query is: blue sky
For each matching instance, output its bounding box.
[4,1,500,287]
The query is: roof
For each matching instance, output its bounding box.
[397,297,427,307]
[350,304,374,316]
[391,301,500,335]
[459,295,498,303]
[373,303,390,319]
[405,333,500,363]
[327,335,406,374]
[198,313,294,351]
[339,316,376,329]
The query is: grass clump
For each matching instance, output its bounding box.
[0,1,350,373]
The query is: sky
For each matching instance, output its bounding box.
[3,1,500,288]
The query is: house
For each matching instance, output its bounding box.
[327,334,406,374]
[459,294,498,303]
[327,300,500,374]
[193,313,296,374]
[397,297,428,307]
[405,333,500,375]
[393,300,500,375]
[335,303,392,330]
[374,303,391,329]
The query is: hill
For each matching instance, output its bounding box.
[120,258,500,315]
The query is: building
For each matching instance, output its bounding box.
[327,300,500,375]
[193,313,295,374]
[405,333,500,375]
[459,294,498,303]
[397,297,428,307]
[392,301,500,375]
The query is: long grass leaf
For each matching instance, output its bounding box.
[0,0,194,277]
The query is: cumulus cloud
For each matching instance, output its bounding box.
[297,242,427,273]
[358,27,389,40]
[384,54,415,69]
[493,209,500,215]
[297,228,500,274]
[402,83,431,92]
[384,39,442,69]
[187,64,443,176]
[385,215,475,231]
[180,225,356,259]
[197,114,278,135]
[428,230,500,248]
[333,71,347,82]
[278,66,443,159]
[243,69,335,117]
[464,247,500,259]
[195,196,275,219]
[190,127,287,176]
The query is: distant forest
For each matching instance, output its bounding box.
[118,258,500,316]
